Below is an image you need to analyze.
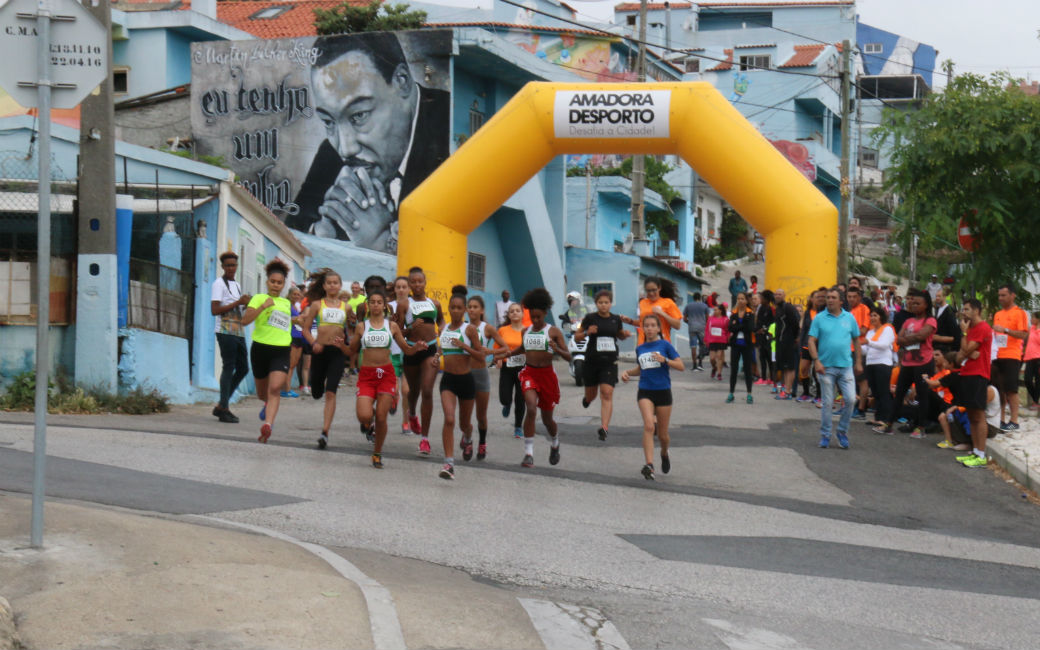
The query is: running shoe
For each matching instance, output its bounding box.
[770,385,779,394]
[502,404,510,418]
[813,398,822,407]
[549,444,561,466]
[258,403,266,421]
[581,397,591,408]
[371,453,384,469]
[401,420,412,435]
[909,429,926,439]
[461,438,474,462]
[317,432,328,449]
[409,415,422,435]
[747,394,754,404]
[955,453,977,463]
[898,423,916,434]
[1004,422,1020,431]
[716,375,723,382]
[796,395,812,403]
[726,393,735,403]
[597,427,608,441]
[521,454,534,468]
[280,390,299,398]
[514,427,523,439]
[212,405,223,418]
[774,391,792,400]
[896,417,909,425]
[661,454,670,474]
[641,463,655,480]
[872,425,893,435]
[818,435,830,449]
[477,443,487,461]
[937,440,954,449]
[439,463,455,479]
[259,423,272,443]
[851,409,866,419]
[836,432,850,449]
[960,455,988,468]
[419,437,431,455]
[361,424,375,443]
[300,386,311,396]
[389,393,398,415]
[218,410,239,424]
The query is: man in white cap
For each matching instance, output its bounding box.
[926,274,943,301]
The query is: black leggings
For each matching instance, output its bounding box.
[310,346,346,400]
[729,344,754,393]
[890,361,935,427]
[758,340,773,381]
[1025,359,1040,405]
[865,363,894,424]
[499,365,526,427]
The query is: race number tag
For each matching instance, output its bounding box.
[596,337,616,352]
[440,330,461,350]
[736,332,745,342]
[364,330,391,348]
[904,343,920,351]
[710,327,723,337]
[638,352,661,370]
[267,310,291,332]
[994,333,1008,349]
[322,308,343,325]
[506,354,526,368]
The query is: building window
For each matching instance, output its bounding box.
[113,67,129,95]
[582,282,614,305]
[0,211,77,325]
[469,103,485,135]
[859,147,879,169]
[627,15,636,26]
[684,57,700,73]
[467,252,485,290]
[739,55,770,71]
[863,43,883,54]
[250,6,290,19]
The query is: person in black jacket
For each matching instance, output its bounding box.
[932,287,962,354]
[755,290,775,385]
[727,292,756,403]
[773,288,801,399]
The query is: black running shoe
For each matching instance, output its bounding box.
[362,423,375,443]
[581,398,590,409]
[218,410,239,424]
[549,444,560,466]
[212,405,222,418]
[661,453,670,474]
[317,433,328,450]
[502,404,510,418]
[597,427,608,441]
[521,454,534,468]
[641,463,655,480]
[461,438,474,462]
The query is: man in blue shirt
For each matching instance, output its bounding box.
[728,270,748,307]
[808,288,863,449]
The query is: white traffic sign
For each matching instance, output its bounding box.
[0,0,107,109]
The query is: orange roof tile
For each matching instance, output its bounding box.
[614,2,692,11]
[778,43,825,68]
[171,0,368,39]
[705,48,733,72]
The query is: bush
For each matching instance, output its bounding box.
[0,371,170,414]
[882,255,907,278]
[850,258,877,277]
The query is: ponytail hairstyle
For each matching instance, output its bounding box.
[305,267,341,302]
[449,284,468,307]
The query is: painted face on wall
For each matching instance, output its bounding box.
[312,50,415,186]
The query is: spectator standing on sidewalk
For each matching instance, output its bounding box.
[682,292,710,371]
[755,290,775,386]
[773,288,801,399]
[863,306,896,427]
[808,288,863,449]
[728,270,748,307]
[932,288,962,354]
[926,274,943,302]
[991,284,1029,430]
[1023,312,1040,410]
[495,290,511,327]
[211,251,251,424]
[796,289,825,402]
[847,286,871,418]
[947,299,993,468]
[874,289,937,436]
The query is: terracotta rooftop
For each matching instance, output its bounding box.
[134,0,369,38]
[778,43,826,68]
[705,48,733,72]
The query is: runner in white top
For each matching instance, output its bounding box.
[465,295,510,461]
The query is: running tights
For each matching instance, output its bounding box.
[729,345,754,393]
[758,341,773,382]
[499,366,526,428]
[1025,359,1040,405]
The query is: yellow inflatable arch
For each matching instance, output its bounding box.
[398,82,836,301]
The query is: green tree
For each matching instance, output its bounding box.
[314,0,427,35]
[566,156,679,235]
[875,72,1040,297]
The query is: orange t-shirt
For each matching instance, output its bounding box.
[637,297,682,343]
[496,325,524,352]
[993,306,1028,359]
[849,303,870,343]
[931,368,954,405]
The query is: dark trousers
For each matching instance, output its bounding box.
[729,344,754,393]
[217,333,249,408]
[499,366,526,428]
[865,363,894,424]
[1025,359,1040,404]
[758,340,773,380]
[890,361,935,427]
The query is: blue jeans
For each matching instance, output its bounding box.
[819,365,855,439]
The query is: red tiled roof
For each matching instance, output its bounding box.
[425,22,612,38]
[174,0,367,39]
[733,43,775,49]
[705,48,733,72]
[615,3,692,11]
[778,43,825,68]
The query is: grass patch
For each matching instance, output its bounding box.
[0,371,170,414]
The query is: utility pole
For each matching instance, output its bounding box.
[629,0,648,251]
[837,38,851,283]
[664,1,671,51]
[584,161,592,248]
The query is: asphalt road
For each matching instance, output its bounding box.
[2,362,1039,649]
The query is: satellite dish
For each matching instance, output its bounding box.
[622,232,634,253]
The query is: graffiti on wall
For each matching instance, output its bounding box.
[191,30,452,254]
[769,139,816,182]
[505,32,637,82]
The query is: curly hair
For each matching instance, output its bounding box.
[522,288,553,312]
[265,259,289,278]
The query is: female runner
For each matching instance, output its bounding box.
[705,304,729,380]
[497,288,571,468]
[284,285,305,398]
[621,314,684,480]
[396,267,444,455]
[727,292,755,403]
[346,289,426,468]
[388,275,414,433]
[241,260,293,443]
[436,287,484,479]
[574,289,631,441]
[466,294,510,461]
[495,303,527,439]
[300,268,352,449]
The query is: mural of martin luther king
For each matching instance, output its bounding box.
[287,32,450,253]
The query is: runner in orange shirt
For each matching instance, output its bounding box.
[991,283,1029,430]
[636,277,682,344]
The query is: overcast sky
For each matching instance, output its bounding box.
[565,0,1040,88]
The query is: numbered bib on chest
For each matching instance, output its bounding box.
[524,331,548,351]
[710,327,723,337]
[596,337,616,352]
[994,333,1009,349]
[506,354,526,368]
[322,307,345,326]
[267,310,291,332]
[440,330,462,351]
[638,352,661,369]
[411,300,435,320]
[364,329,391,349]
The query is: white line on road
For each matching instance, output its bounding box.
[519,598,630,650]
[195,516,407,650]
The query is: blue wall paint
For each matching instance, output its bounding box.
[857,22,936,87]
[565,247,641,354]
[165,30,194,87]
[0,326,75,384]
[118,327,193,403]
[467,216,512,307]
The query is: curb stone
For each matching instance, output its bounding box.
[987,438,1036,493]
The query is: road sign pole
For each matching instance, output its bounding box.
[31,0,52,549]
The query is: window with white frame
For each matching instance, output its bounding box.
[467,252,485,290]
[739,54,770,71]
[859,147,879,168]
[863,43,883,54]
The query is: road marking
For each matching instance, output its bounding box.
[519,598,630,650]
[196,516,407,650]
[703,618,813,650]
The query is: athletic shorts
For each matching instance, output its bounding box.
[992,359,1022,394]
[582,358,618,387]
[403,342,437,367]
[250,342,290,379]
[637,388,673,407]
[777,341,800,371]
[708,343,727,352]
[357,364,397,400]
[954,374,990,411]
[471,367,491,393]
[310,346,347,400]
[440,371,476,401]
[291,337,312,354]
[519,364,560,410]
[391,353,403,378]
[801,347,812,361]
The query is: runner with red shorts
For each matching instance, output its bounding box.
[347,289,427,468]
[496,288,572,468]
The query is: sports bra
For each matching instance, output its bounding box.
[361,320,392,350]
[440,323,470,355]
[317,298,347,327]
[472,320,488,350]
[406,297,438,326]
[523,325,551,352]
